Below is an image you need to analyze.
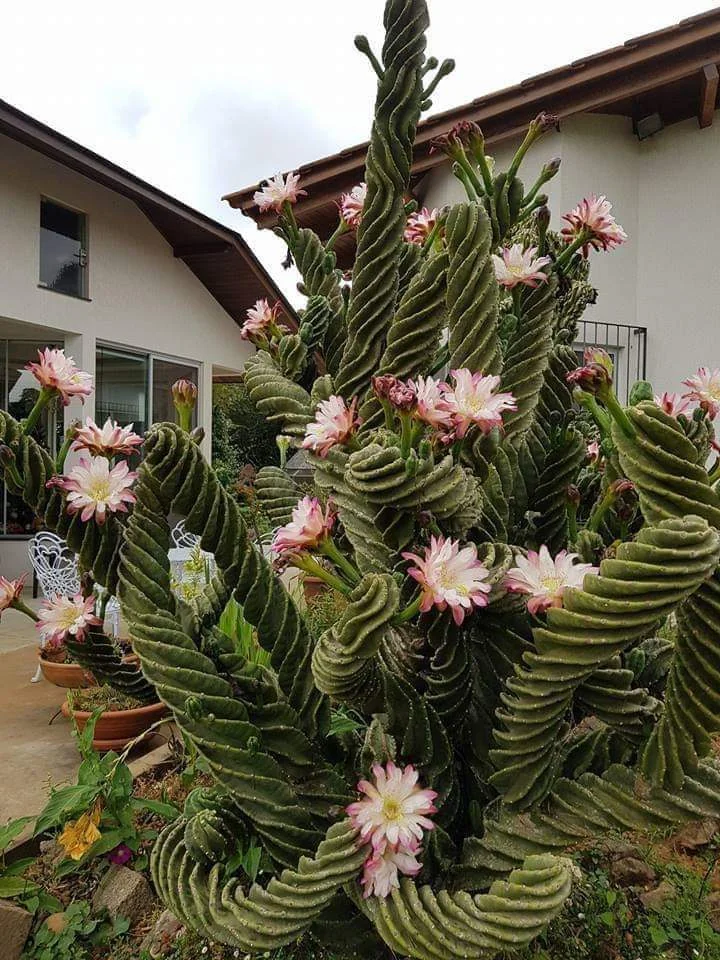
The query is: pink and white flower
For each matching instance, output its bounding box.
[492,244,551,289]
[561,194,627,257]
[36,592,101,648]
[0,575,26,616]
[655,392,692,419]
[302,396,360,458]
[339,182,367,230]
[682,367,720,419]
[443,369,517,438]
[402,535,492,625]
[404,207,439,245]
[49,456,138,524]
[26,348,93,406]
[587,440,601,464]
[361,840,423,899]
[504,545,598,615]
[347,761,437,853]
[410,376,454,430]
[240,299,282,341]
[72,418,143,458]
[272,496,334,556]
[253,172,306,213]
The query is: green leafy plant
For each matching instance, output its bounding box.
[29,706,178,876]
[22,900,130,960]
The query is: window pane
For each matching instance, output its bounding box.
[1,340,62,536]
[152,359,198,427]
[95,347,149,435]
[40,199,86,297]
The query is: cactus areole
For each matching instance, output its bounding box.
[3,2,720,957]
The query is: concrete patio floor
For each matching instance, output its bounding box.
[0,596,167,829]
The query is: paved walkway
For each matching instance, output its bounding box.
[0,598,165,830]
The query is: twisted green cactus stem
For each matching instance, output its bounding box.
[244,351,313,439]
[335,0,429,398]
[255,466,304,526]
[490,516,720,809]
[614,402,720,787]
[356,854,572,959]
[445,202,501,375]
[345,443,475,522]
[501,278,557,444]
[278,334,308,381]
[152,818,369,951]
[380,250,449,380]
[311,573,399,707]
[458,760,720,888]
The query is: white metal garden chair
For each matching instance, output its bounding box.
[169,520,216,591]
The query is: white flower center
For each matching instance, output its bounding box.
[438,564,468,595]
[540,575,564,594]
[57,609,81,631]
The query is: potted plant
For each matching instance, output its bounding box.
[60,687,168,752]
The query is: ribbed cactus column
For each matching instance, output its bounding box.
[335,0,429,399]
[490,516,720,808]
[445,202,501,375]
[614,401,720,788]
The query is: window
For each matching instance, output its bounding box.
[39,199,88,298]
[0,340,62,537]
[95,345,198,437]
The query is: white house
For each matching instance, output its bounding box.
[226,8,720,403]
[0,98,289,574]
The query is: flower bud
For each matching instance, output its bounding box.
[566,364,612,395]
[387,381,417,411]
[536,205,551,235]
[543,157,562,178]
[530,111,560,136]
[566,484,581,507]
[583,347,613,377]
[172,378,198,410]
[372,375,400,400]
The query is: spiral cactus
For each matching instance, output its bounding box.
[2,3,720,958]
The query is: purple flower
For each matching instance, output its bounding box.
[107,843,133,866]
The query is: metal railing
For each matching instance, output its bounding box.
[574,321,647,403]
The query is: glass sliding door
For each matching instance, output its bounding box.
[95,346,149,435]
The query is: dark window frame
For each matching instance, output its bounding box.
[39,196,89,300]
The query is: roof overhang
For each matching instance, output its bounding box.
[0,98,294,326]
[224,7,720,263]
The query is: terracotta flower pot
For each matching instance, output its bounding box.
[38,655,95,689]
[60,700,169,752]
[302,574,328,603]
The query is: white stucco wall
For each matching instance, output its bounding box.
[0,133,254,576]
[421,109,720,395]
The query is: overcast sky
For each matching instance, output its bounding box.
[2,0,710,300]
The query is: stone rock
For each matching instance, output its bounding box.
[609,856,656,888]
[674,818,720,852]
[639,880,676,911]
[140,909,186,958]
[92,865,155,924]
[0,898,33,960]
[599,839,640,862]
[707,891,720,933]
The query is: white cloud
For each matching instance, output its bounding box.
[1,0,707,301]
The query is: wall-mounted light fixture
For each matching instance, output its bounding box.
[633,112,664,141]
